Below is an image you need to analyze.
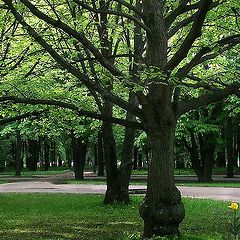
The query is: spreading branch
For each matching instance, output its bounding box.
[19,0,123,77]
[178,82,240,116]
[0,111,43,126]
[113,0,144,18]
[3,0,142,117]
[0,96,144,130]
[176,34,240,78]
[166,0,213,72]
[73,0,151,33]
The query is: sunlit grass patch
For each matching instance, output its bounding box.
[0,194,233,239]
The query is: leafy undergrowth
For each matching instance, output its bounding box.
[0,194,232,239]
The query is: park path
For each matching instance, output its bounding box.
[0,181,240,202]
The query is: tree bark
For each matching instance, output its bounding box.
[15,130,22,176]
[27,139,39,171]
[102,101,119,204]
[216,128,226,168]
[139,84,185,237]
[226,117,234,178]
[117,93,138,203]
[72,136,88,180]
[97,130,104,176]
[44,140,50,171]
[133,147,138,170]
[93,144,98,174]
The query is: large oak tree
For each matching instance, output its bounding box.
[1,0,240,237]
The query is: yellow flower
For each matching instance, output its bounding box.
[228,202,239,210]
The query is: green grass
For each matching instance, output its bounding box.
[0,169,70,177]
[65,179,240,188]
[132,167,240,177]
[0,180,7,184]
[0,194,234,239]
[132,169,197,176]
[178,182,240,188]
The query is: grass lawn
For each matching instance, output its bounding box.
[65,179,240,188]
[0,194,233,240]
[0,169,70,177]
[178,182,240,188]
[0,180,7,184]
[132,167,240,176]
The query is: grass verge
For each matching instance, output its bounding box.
[0,169,71,177]
[0,194,233,239]
[0,180,7,184]
[65,179,240,188]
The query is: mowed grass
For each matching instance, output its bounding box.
[0,169,70,177]
[65,179,240,188]
[0,194,233,240]
[0,180,7,184]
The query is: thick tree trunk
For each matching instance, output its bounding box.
[97,130,104,176]
[216,128,226,168]
[93,144,98,173]
[226,117,234,178]
[66,144,72,169]
[44,140,50,171]
[51,141,57,167]
[140,120,184,237]
[102,101,119,204]
[197,133,215,182]
[72,137,88,180]
[139,84,185,238]
[117,93,137,203]
[133,147,138,170]
[15,131,22,176]
[138,153,143,169]
[27,140,39,171]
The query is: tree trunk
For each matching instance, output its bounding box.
[51,141,57,167]
[216,128,226,168]
[93,144,98,173]
[102,101,119,204]
[66,144,72,169]
[138,153,143,169]
[226,117,234,178]
[197,133,215,182]
[72,136,88,180]
[117,93,137,203]
[133,147,138,170]
[97,130,104,176]
[139,84,185,238]
[44,140,50,171]
[15,131,22,176]
[27,140,39,171]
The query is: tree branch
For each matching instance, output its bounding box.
[166,0,213,72]
[0,111,43,126]
[19,0,123,77]
[166,1,221,28]
[73,0,151,33]
[178,82,240,116]
[0,96,144,130]
[3,0,142,117]
[113,0,144,18]
[168,12,197,39]
[176,34,240,78]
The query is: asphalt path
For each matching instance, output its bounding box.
[0,181,240,202]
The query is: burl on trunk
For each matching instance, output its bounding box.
[139,83,185,237]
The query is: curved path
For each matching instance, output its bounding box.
[0,181,240,202]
